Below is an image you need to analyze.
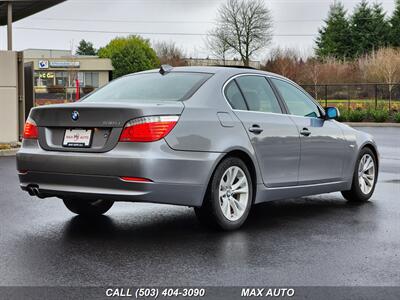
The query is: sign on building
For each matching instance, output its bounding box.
[49,61,80,68]
[38,60,49,69]
[39,72,54,79]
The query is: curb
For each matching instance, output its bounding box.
[0,149,19,157]
[344,122,400,127]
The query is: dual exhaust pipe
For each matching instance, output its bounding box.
[27,185,43,198]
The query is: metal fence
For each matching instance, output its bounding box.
[301,83,400,111]
[33,83,400,111]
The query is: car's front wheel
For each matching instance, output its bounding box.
[195,157,253,230]
[63,198,114,216]
[341,147,378,202]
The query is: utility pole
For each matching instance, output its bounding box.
[7,1,12,50]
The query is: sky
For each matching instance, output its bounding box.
[0,0,396,61]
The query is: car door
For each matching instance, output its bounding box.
[270,77,346,185]
[225,75,300,187]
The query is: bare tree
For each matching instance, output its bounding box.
[69,40,79,101]
[153,41,186,66]
[205,27,232,65]
[213,0,273,66]
[264,48,301,80]
[305,58,322,100]
[359,48,400,109]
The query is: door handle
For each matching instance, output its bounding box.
[248,125,263,134]
[300,128,311,136]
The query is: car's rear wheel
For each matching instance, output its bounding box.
[195,157,253,230]
[341,147,377,202]
[63,198,114,216]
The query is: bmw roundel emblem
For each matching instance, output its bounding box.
[71,111,79,121]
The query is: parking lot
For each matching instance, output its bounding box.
[0,127,399,287]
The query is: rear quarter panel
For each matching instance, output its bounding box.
[164,71,263,184]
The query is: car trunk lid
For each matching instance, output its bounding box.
[29,101,184,153]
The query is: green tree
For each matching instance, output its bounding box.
[370,3,390,49]
[389,0,400,47]
[98,35,160,79]
[316,2,352,60]
[76,39,97,56]
[349,0,375,57]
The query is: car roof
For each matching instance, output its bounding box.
[136,65,283,78]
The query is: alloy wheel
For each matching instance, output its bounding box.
[358,154,375,195]
[218,166,249,221]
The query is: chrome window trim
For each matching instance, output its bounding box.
[268,76,326,117]
[221,73,288,117]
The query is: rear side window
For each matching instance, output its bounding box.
[235,76,282,114]
[83,72,212,103]
[224,80,248,110]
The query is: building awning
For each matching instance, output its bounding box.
[0,0,65,26]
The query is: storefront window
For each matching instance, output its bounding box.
[77,72,84,86]
[84,72,99,87]
[68,72,80,87]
[33,70,102,88]
[55,72,69,87]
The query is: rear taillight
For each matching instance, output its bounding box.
[119,115,179,142]
[23,118,39,139]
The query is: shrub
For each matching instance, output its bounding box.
[391,103,400,113]
[371,110,389,122]
[337,109,349,122]
[335,104,347,113]
[364,107,375,120]
[347,110,366,122]
[0,144,11,150]
[0,143,19,150]
[393,112,400,123]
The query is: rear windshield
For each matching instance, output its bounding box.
[83,72,212,103]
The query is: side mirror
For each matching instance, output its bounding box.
[325,107,340,120]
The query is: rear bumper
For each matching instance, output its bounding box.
[17,139,222,207]
[19,171,205,206]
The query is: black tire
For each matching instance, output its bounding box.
[195,157,253,230]
[63,198,114,216]
[341,147,378,202]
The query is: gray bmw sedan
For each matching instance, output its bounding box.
[17,66,379,230]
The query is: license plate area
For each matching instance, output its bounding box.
[63,129,93,148]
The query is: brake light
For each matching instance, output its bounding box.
[23,118,39,139]
[119,115,179,142]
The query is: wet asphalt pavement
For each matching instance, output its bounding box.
[0,127,399,287]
